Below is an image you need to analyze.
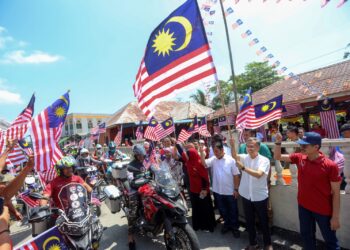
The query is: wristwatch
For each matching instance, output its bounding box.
[234,188,239,192]
[241,166,245,171]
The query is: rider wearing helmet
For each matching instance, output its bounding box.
[127,145,148,250]
[93,144,105,160]
[40,156,92,209]
[77,148,103,168]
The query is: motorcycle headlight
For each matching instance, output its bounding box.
[59,217,91,236]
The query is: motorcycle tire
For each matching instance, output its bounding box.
[164,223,200,250]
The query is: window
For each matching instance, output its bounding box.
[76,120,82,129]
[88,120,93,129]
[65,124,68,131]
[69,122,73,130]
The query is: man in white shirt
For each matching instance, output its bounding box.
[200,141,241,238]
[230,137,272,250]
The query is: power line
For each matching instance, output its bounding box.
[288,47,346,68]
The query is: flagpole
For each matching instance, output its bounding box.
[218,0,240,137]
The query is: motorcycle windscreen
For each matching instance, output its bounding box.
[154,161,180,197]
[57,183,89,223]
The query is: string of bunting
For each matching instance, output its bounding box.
[203,0,348,8]
[200,0,340,100]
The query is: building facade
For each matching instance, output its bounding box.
[62,113,111,137]
[0,119,10,130]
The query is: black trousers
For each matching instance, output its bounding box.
[242,196,271,247]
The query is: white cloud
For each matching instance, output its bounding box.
[1,50,63,64]
[0,79,22,104]
[0,89,23,104]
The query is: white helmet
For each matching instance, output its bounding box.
[80,148,89,159]
[96,144,102,150]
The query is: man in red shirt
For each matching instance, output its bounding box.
[274,132,341,250]
[40,156,92,210]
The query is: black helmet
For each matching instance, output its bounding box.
[133,145,146,157]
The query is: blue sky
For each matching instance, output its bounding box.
[0,0,349,122]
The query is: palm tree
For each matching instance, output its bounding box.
[190,89,208,106]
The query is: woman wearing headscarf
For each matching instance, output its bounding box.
[175,143,216,232]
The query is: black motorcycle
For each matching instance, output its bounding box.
[29,180,104,250]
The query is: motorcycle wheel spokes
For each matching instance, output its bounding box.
[165,226,192,250]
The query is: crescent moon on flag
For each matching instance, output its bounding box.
[43,236,60,250]
[268,101,277,111]
[59,96,69,106]
[245,93,252,103]
[321,104,331,111]
[166,16,193,52]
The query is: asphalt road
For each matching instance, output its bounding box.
[11,202,303,250]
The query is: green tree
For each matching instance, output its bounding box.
[192,61,281,110]
[189,89,208,106]
[209,80,233,110]
[235,61,281,93]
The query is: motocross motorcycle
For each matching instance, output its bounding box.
[28,180,104,250]
[112,161,200,250]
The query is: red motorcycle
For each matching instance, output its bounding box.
[114,162,200,250]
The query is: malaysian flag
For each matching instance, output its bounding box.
[6,146,27,166]
[249,38,259,47]
[30,92,70,173]
[256,46,267,56]
[41,167,57,183]
[0,94,35,165]
[177,117,198,142]
[218,116,227,127]
[224,7,234,16]
[263,53,274,62]
[133,0,217,118]
[241,30,252,39]
[157,117,175,140]
[135,121,144,141]
[282,103,304,117]
[236,87,253,129]
[213,118,221,133]
[18,135,34,156]
[15,226,69,250]
[201,3,211,11]
[318,98,340,139]
[198,117,211,137]
[244,95,283,129]
[144,117,162,141]
[277,67,288,75]
[18,191,39,208]
[271,61,280,68]
[337,0,348,8]
[98,122,106,133]
[178,128,192,143]
[231,19,243,29]
[90,123,104,140]
[321,0,331,7]
[114,125,123,146]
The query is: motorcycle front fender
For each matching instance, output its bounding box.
[65,230,92,250]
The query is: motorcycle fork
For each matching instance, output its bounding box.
[161,211,176,247]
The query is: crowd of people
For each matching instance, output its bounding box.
[0,120,349,250]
